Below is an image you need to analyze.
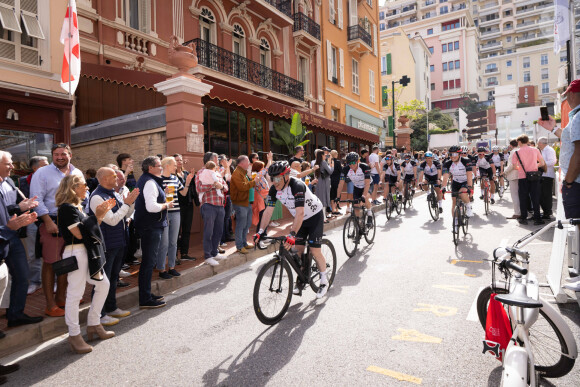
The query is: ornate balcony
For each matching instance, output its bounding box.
[347,25,372,55]
[256,0,293,26]
[293,12,321,46]
[185,38,303,102]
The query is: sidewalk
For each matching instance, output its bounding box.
[0,197,396,358]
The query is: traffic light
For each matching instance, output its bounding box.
[399,75,411,87]
[466,110,488,140]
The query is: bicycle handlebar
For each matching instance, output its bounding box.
[505,247,530,260]
[502,259,528,275]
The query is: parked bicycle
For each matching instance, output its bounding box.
[253,235,337,325]
[477,219,579,382]
[339,199,376,258]
[385,187,403,220]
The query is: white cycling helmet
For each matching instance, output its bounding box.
[492,145,499,151]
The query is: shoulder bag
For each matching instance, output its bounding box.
[515,151,542,182]
[52,211,79,276]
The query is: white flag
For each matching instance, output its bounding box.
[60,0,80,94]
[554,0,570,54]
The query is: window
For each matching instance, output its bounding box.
[454,41,459,50]
[455,60,460,69]
[448,61,453,70]
[232,24,246,61]
[199,7,215,43]
[331,108,339,122]
[381,55,387,75]
[449,80,454,89]
[541,68,548,80]
[523,57,530,68]
[379,11,384,20]
[428,46,434,54]
[443,62,447,71]
[524,72,530,82]
[367,0,372,7]
[504,9,511,16]
[443,81,448,90]
[506,36,511,43]
[430,64,434,72]
[331,46,338,82]
[455,79,461,88]
[442,44,447,53]
[431,83,435,90]
[427,28,433,35]
[445,101,452,109]
[298,57,310,95]
[380,23,385,31]
[352,59,359,94]
[369,69,375,103]
[560,52,568,63]
[0,0,46,66]
[542,82,549,94]
[448,42,453,51]
[541,55,548,66]
[441,19,459,31]
[126,0,152,33]
[506,60,512,67]
[507,74,512,81]
[440,6,448,14]
[260,38,271,69]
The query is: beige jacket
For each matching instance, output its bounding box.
[504,151,519,181]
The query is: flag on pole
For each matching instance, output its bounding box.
[554,0,570,54]
[60,0,80,95]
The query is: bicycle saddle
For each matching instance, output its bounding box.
[495,284,543,309]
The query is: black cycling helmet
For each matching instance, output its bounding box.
[345,152,359,164]
[268,161,290,177]
[449,145,460,153]
[477,147,487,153]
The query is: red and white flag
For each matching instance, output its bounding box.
[60,0,80,94]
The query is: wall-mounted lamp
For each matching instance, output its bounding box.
[6,109,19,121]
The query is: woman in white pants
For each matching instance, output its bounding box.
[55,175,116,354]
[504,140,521,219]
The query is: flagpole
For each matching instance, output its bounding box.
[68,0,71,96]
[570,2,577,83]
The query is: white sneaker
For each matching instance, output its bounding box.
[27,283,41,295]
[563,281,580,292]
[316,283,328,299]
[119,270,131,278]
[205,257,219,266]
[565,277,580,283]
[293,285,301,295]
[214,254,227,260]
[100,315,120,326]
[466,206,473,218]
[270,221,280,227]
[220,242,227,247]
[108,308,131,318]
[258,241,267,250]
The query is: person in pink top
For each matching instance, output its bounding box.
[512,134,546,225]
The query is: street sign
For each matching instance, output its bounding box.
[468,127,488,135]
[467,134,482,140]
[466,111,486,120]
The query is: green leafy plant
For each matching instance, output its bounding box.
[396,99,426,121]
[271,113,312,155]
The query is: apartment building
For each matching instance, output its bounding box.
[380,0,480,116]
[0,0,72,174]
[475,0,560,107]
[323,0,382,155]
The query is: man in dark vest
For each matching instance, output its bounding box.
[89,167,140,325]
[134,156,173,309]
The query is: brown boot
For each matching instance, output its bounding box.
[68,334,93,354]
[86,324,115,341]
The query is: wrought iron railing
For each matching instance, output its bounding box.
[293,12,320,40]
[348,25,372,48]
[185,38,304,101]
[262,0,292,18]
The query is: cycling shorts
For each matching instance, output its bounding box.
[403,174,415,182]
[386,175,398,186]
[295,210,323,248]
[479,167,493,180]
[424,174,439,185]
[353,186,366,201]
[451,181,469,196]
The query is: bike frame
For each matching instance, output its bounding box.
[276,243,312,285]
[503,305,538,387]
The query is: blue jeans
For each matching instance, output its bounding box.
[102,246,125,315]
[233,204,252,250]
[4,231,29,320]
[157,211,181,270]
[138,227,163,305]
[200,204,225,259]
[25,223,41,285]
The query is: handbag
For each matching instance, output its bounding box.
[483,293,512,362]
[515,151,542,181]
[53,213,79,276]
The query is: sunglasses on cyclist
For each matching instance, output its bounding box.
[273,176,284,183]
[348,161,357,165]
[451,153,459,157]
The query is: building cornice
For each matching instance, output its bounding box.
[325,88,382,116]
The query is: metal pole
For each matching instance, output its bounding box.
[426,108,429,151]
[68,0,72,96]
[392,80,396,150]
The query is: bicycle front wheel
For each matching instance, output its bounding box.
[253,258,293,325]
[395,194,403,214]
[476,286,576,378]
[364,210,376,244]
[462,204,469,234]
[309,239,337,293]
[484,187,490,215]
[386,194,393,220]
[342,217,359,258]
[428,193,439,221]
[452,205,460,246]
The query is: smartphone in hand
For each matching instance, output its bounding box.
[540,106,549,121]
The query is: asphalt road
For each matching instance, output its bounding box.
[4,190,580,386]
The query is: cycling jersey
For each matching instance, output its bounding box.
[340,162,371,189]
[443,157,472,183]
[491,153,503,167]
[383,162,401,177]
[419,160,441,176]
[266,177,322,220]
[401,160,417,176]
[475,154,494,170]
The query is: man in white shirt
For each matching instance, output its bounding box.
[537,137,557,219]
[368,146,381,205]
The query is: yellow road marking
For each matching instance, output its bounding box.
[413,303,457,317]
[442,271,476,277]
[392,329,442,344]
[433,284,469,293]
[367,366,422,384]
[450,259,483,265]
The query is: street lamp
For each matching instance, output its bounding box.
[392,75,411,150]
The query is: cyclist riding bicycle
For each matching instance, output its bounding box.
[474,147,497,204]
[382,154,402,196]
[418,151,443,213]
[442,145,474,218]
[491,145,505,195]
[254,161,329,299]
[334,152,374,227]
[401,153,417,192]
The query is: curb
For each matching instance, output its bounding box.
[0,199,404,359]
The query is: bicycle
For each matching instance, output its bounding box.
[253,235,337,325]
[385,186,403,220]
[495,170,504,199]
[339,199,376,258]
[477,219,579,382]
[402,178,415,209]
[420,181,441,221]
[481,175,491,216]
[443,188,469,246]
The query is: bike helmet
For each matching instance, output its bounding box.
[345,152,359,164]
[461,146,469,153]
[403,153,411,158]
[492,145,499,151]
[449,145,460,153]
[477,147,487,153]
[268,161,290,177]
[424,151,433,158]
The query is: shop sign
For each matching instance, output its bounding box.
[354,119,379,134]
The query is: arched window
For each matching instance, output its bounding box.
[199,7,216,44]
[259,38,271,68]
[232,24,246,57]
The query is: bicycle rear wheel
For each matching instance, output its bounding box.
[364,210,376,244]
[428,192,439,221]
[497,181,503,199]
[342,217,359,258]
[395,193,403,215]
[484,187,489,215]
[309,239,337,293]
[253,258,293,325]
[476,286,576,378]
[452,205,460,246]
[461,204,469,234]
[386,194,393,220]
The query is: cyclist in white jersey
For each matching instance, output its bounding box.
[418,151,443,213]
[334,152,373,227]
[442,145,474,218]
[382,154,402,194]
[254,161,329,298]
[474,147,497,203]
[491,145,505,195]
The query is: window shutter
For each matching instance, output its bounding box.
[139,0,151,33]
[327,40,333,81]
[382,86,388,107]
[349,0,357,27]
[329,0,335,24]
[386,53,392,75]
[369,70,375,103]
[337,0,343,29]
[373,24,377,56]
[339,48,345,87]
[0,2,22,33]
